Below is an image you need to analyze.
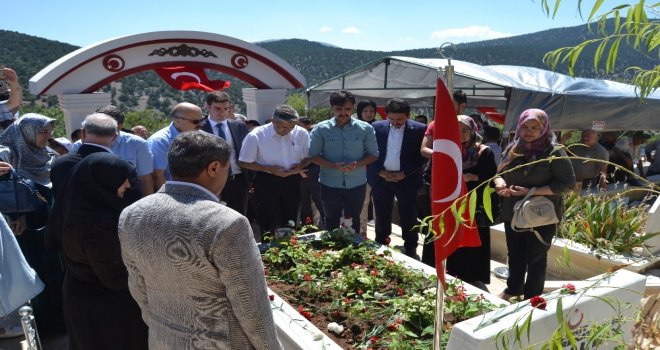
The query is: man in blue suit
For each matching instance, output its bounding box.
[368,98,427,258]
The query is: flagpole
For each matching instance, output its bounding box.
[433,42,455,350]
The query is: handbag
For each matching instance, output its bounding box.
[0,169,48,214]
[511,187,558,245]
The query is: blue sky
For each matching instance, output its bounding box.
[2,0,619,51]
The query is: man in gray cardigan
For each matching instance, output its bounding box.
[119,131,281,350]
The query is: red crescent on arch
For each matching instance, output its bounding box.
[567,309,584,329]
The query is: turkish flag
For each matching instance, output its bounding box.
[475,106,505,124]
[154,66,230,92]
[432,77,481,289]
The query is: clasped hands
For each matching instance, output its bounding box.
[379,169,405,182]
[495,183,530,197]
[270,163,307,178]
[335,161,358,173]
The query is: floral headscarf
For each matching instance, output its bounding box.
[498,108,555,172]
[457,115,482,169]
[0,113,56,186]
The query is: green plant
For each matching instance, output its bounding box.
[540,0,659,98]
[559,192,658,255]
[262,229,500,349]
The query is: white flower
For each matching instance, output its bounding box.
[327,322,344,334]
[374,291,383,300]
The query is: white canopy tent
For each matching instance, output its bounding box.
[306,56,660,131]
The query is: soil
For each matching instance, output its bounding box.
[269,281,396,349]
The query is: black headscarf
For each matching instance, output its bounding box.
[61,153,137,228]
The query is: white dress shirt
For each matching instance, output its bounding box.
[239,123,310,170]
[383,125,404,171]
[208,119,241,174]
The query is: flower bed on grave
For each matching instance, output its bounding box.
[261,229,502,349]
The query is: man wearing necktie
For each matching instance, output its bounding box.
[201,91,250,215]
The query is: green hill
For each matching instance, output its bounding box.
[0,18,656,113]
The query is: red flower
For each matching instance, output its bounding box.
[384,236,391,245]
[387,322,399,331]
[289,237,298,246]
[370,269,378,276]
[370,336,378,343]
[306,216,312,224]
[357,288,364,296]
[351,262,361,268]
[530,296,547,310]
[268,294,274,301]
[561,283,576,294]
[301,311,312,320]
[397,288,404,296]
[303,273,312,282]
[331,310,341,320]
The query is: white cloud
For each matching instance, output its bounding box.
[430,25,510,41]
[320,26,332,32]
[341,27,361,34]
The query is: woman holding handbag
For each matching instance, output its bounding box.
[0,113,66,336]
[493,109,575,301]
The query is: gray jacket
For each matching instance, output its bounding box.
[119,183,281,350]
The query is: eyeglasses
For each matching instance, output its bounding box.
[176,117,206,125]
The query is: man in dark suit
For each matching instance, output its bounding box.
[201,91,250,215]
[47,113,120,250]
[367,98,427,258]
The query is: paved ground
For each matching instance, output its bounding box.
[0,223,510,350]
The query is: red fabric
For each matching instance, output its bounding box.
[154,66,230,92]
[432,78,481,289]
[475,106,505,124]
[375,106,387,120]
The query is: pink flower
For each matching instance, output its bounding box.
[530,295,547,310]
[357,288,364,296]
[268,294,274,301]
[561,283,576,294]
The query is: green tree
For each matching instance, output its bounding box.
[124,109,170,134]
[542,0,659,98]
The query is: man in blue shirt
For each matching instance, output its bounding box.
[148,102,205,190]
[70,105,155,196]
[309,90,378,233]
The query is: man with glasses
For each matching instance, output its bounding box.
[148,102,204,190]
[239,105,310,238]
[201,91,250,215]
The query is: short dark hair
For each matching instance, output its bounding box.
[453,90,467,105]
[96,105,125,124]
[205,91,231,106]
[245,120,261,128]
[483,126,501,142]
[356,100,377,119]
[70,128,82,140]
[298,117,312,126]
[168,131,231,180]
[329,90,355,108]
[415,115,428,124]
[385,98,410,114]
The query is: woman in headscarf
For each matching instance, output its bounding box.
[60,152,147,350]
[0,113,66,336]
[356,100,378,237]
[445,115,498,292]
[493,109,575,301]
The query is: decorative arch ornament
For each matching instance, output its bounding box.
[29,30,306,95]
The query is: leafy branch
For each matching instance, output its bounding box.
[540,0,659,98]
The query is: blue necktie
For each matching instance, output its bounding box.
[216,123,232,175]
[216,123,227,140]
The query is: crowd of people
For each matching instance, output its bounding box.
[0,63,658,348]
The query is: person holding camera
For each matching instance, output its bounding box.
[0,66,23,131]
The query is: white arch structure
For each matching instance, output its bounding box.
[29,30,306,136]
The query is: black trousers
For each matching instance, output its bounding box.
[220,174,248,216]
[254,172,301,235]
[372,179,419,254]
[503,221,555,300]
[299,175,325,229]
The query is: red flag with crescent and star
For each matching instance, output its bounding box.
[154,66,230,92]
[432,77,481,289]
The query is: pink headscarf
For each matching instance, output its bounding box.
[498,108,555,172]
